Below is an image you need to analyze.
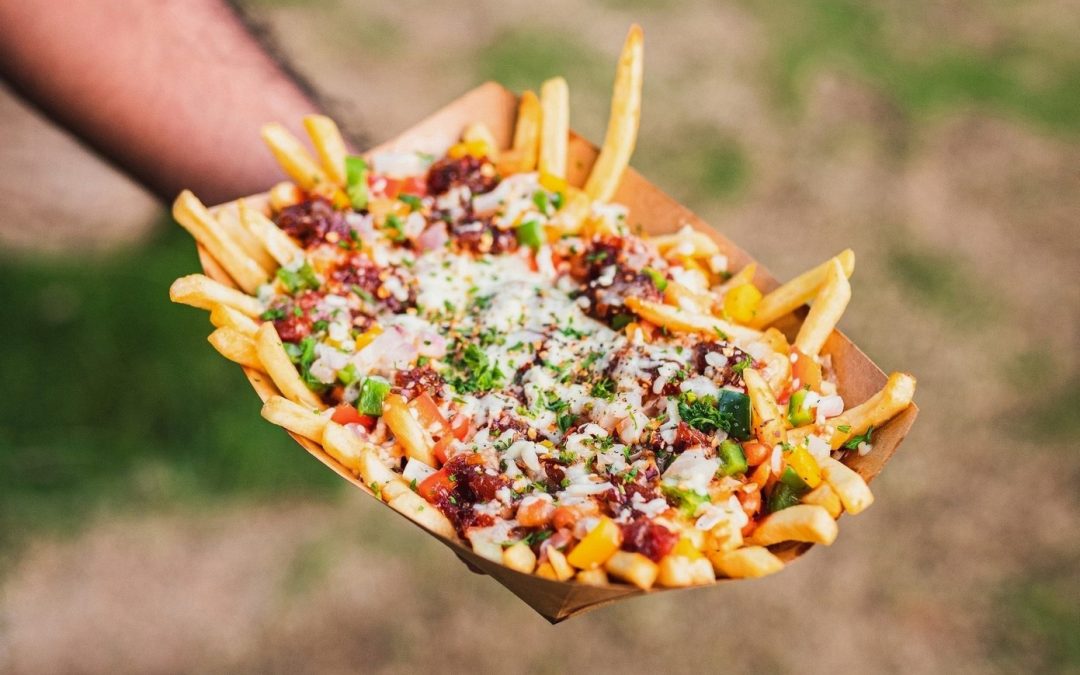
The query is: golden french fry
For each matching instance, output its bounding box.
[356,446,400,489]
[261,122,329,190]
[748,504,838,546]
[512,90,541,171]
[169,274,264,317]
[624,296,762,343]
[603,551,659,590]
[269,181,303,212]
[820,457,875,515]
[789,371,916,449]
[254,323,325,410]
[208,327,264,371]
[321,421,370,474]
[173,191,270,294]
[212,204,276,273]
[382,394,437,467]
[535,562,558,580]
[238,199,303,267]
[575,568,609,586]
[545,547,576,582]
[648,227,720,258]
[386,489,457,540]
[538,77,569,180]
[794,257,851,357]
[209,303,260,337]
[545,189,591,238]
[715,262,758,297]
[657,555,715,587]
[743,368,787,446]
[584,24,644,202]
[260,395,328,442]
[801,482,843,519]
[710,546,784,579]
[750,250,855,328]
[664,281,713,315]
[502,541,537,574]
[303,114,348,185]
[462,122,500,161]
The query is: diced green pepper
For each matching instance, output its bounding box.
[357,377,391,416]
[516,219,545,250]
[642,267,668,292]
[779,465,810,492]
[768,466,810,513]
[610,313,634,330]
[717,439,748,476]
[787,388,814,427]
[345,155,369,210]
[716,389,752,440]
[337,363,359,385]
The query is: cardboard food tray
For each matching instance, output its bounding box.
[195,82,919,623]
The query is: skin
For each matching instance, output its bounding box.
[0,0,328,204]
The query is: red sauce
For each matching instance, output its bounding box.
[620,517,678,562]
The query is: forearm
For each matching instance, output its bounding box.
[0,0,320,204]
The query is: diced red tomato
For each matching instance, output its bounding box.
[791,348,823,392]
[432,435,452,466]
[331,403,376,431]
[376,175,428,200]
[408,393,450,436]
[417,468,454,502]
[447,413,471,441]
[742,440,770,467]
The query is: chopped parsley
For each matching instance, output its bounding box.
[843,425,873,450]
[445,344,505,394]
[276,262,319,294]
[732,357,753,374]
[398,193,423,212]
[677,390,752,440]
[283,336,327,393]
[260,307,287,321]
[384,213,407,242]
[661,484,710,517]
[591,377,617,401]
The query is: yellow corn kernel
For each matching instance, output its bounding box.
[354,324,383,351]
[672,536,704,560]
[566,516,622,570]
[786,445,822,488]
[723,283,763,324]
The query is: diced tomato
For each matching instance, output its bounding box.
[741,440,770,467]
[407,393,449,436]
[447,413,471,441]
[432,435,452,466]
[791,348,823,392]
[418,468,454,502]
[378,175,428,200]
[331,403,376,431]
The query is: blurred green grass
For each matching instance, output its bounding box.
[0,221,341,558]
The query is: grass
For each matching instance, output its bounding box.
[0,220,341,559]
[475,28,607,94]
[886,242,997,328]
[643,126,751,203]
[992,559,1080,672]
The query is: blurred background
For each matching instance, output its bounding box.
[1,0,1078,672]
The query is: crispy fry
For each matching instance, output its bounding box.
[303,114,348,185]
[545,189,591,238]
[575,568,609,586]
[709,546,784,579]
[169,274,264,317]
[462,121,500,161]
[261,122,329,190]
[801,482,843,518]
[208,327,263,371]
[356,446,399,489]
[647,226,721,258]
[502,541,537,574]
[715,262,758,297]
[254,323,325,410]
[538,77,569,180]
[657,555,715,587]
[260,395,328,442]
[545,547,576,581]
[382,394,437,467]
[664,281,713,315]
[794,257,851,357]
[173,191,270,294]
[269,181,303,212]
[584,24,644,202]
[820,457,875,515]
[238,199,303,267]
[789,372,916,449]
[604,551,659,590]
[624,296,762,343]
[747,504,838,546]
[750,250,855,328]
[321,420,368,474]
[512,90,541,171]
[212,204,276,273]
[209,304,260,337]
[743,368,787,446]
[386,489,458,540]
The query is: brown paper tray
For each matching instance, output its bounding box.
[194,82,918,623]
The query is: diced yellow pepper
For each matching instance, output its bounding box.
[447,139,491,160]
[566,516,622,570]
[786,445,822,488]
[672,536,704,560]
[539,172,568,194]
[354,324,383,351]
[723,283,763,324]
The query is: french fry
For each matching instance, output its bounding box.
[584,24,644,202]
[302,114,348,185]
[747,504,838,546]
[382,394,437,467]
[169,274,264,317]
[261,122,329,191]
[664,281,713,315]
[462,122,500,161]
[356,446,400,489]
[538,77,569,180]
[386,489,458,540]
[269,181,303,212]
[511,90,541,171]
[647,227,720,258]
[321,420,369,474]
[545,189,591,238]
[820,457,874,515]
[254,323,326,410]
[260,395,328,442]
[502,541,537,574]
[545,547,576,582]
[743,368,787,446]
[710,546,784,579]
[604,551,659,590]
[794,257,851,357]
[212,204,276,273]
[209,304,260,337]
[801,482,843,519]
[173,191,270,294]
[750,250,855,329]
[789,372,916,449]
[575,568,609,586]
[238,199,303,267]
[715,262,758,297]
[624,296,762,343]
[657,555,715,587]
[208,327,264,371]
